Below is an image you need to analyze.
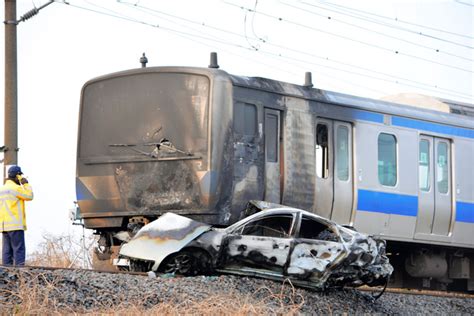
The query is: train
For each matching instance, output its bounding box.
[75,53,474,290]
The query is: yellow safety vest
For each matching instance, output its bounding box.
[0,180,33,232]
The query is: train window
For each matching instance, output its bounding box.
[316,124,329,178]
[336,126,349,181]
[419,140,430,191]
[378,133,397,186]
[234,102,257,136]
[437,142,449,194]
[265,114,278,162]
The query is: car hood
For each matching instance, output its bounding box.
[119,212,211,270]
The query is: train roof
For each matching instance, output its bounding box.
[82,66,473,130]
[229,73,474,130]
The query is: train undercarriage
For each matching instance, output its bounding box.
[387,241,474,292]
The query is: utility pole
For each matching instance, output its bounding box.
[4,0,18,173]
[3,0,54,176]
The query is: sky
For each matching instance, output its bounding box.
[0,0,473,255]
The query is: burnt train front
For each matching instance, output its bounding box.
[76,67,233,248]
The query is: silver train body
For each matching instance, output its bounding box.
[76,63,474,289]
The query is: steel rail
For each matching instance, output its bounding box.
[359,285,474,299]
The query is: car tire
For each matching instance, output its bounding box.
[159,249,211,276]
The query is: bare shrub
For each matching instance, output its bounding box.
[27,232,94,268]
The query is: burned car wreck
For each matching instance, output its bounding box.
[118,201,393,290]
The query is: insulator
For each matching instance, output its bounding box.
[20,8,39,22]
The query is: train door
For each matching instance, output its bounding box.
[314,119,333,219]
[314,119,354,223]
[264,109,281,203]
[331,122,353,225]
[415,136,452,237]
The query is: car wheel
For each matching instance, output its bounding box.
[160,250,197,275]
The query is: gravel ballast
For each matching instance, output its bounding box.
[0,267,472,314]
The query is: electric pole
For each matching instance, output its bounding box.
[3,0,54,176]
[4,0,18,172]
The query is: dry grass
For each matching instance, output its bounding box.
[110,289,303,315]
[27,232,94,269]
[0,270,69,315]
[2,233,304,314]
[0,269,304,315]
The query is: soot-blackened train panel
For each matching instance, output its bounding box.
[114,160,203,213]
[282,105,316,211]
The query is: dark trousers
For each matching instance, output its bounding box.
[2,230,26,265]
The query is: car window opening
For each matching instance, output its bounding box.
[298,216,338,242]
[240,215,293,238]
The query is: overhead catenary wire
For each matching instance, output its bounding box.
[455,0,474,7]
[78,1,380,98]
[311,0,474,41]
[90,0,393,95]
[280,1,473,63]
[58,0,473,102]
[58,3,392,97]
[305,0,474,49]
[58,1,252,50]
[257,47,468,99]
[225,2,474,74]
[119,0,473,100]
[117,0,361,88]
[263,39,472,99]
[88,0,474,101]
[59,0,304,79]
[117,0,389,95]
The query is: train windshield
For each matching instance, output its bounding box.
[78,72,209,162]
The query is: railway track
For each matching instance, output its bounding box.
[359,285,474,299]
[3,264,473,299]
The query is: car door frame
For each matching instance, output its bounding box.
[285,212,348,281]
[218,211,297,273]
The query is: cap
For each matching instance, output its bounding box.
[7,165,23,178]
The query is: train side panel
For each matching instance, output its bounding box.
[452,138,474,246]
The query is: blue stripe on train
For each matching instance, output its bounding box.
[391,117,474,139]
[456,201,474,223]
[357,189,418,217]
[357,189,419,217]
[350,108,474,139]
[351,110,384,123]
[357,189,474,223]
